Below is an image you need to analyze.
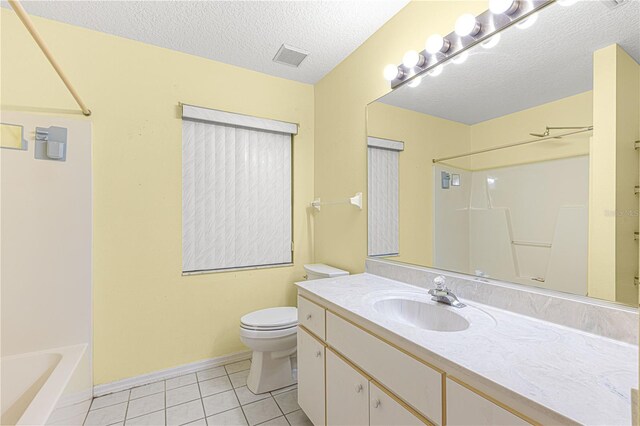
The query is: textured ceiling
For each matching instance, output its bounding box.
[377,0,640,125]
[2,0,409,84]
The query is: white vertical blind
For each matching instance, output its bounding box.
[367,137,402,257]
[182,108,293,273]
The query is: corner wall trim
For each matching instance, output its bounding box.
[93,350,252,397]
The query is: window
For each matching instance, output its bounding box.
[367,137,403,257]
[182,104,297,273]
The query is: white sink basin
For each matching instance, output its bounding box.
[373,298,470,332]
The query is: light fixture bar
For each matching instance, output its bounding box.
[390,0,554,89]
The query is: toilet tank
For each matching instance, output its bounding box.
[304,264,349,280]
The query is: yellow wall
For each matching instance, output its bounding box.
[1,10,315,385]
[590,44,640,305]
[314,1,486,274]
[469,91,592,170]
[367,103,470,267]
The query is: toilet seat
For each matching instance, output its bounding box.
[241,307,297,331]
[239,325,297,339]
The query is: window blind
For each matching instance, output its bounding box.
[367,137,403,257]
[182,105,295,273]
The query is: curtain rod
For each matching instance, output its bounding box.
[8,0,91,116]
[432,126,593,164]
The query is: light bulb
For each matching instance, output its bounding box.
[425,34,450,54]
[455,14,481,37]
[428,65,443,77]
[407,76,422,88]
[516,13,538,29]
[403,50,425,68]
[383,64,401,81]
[452,51,469,65]
[489,0,519,15]
[558,0,578,5]
[481,33,501,49]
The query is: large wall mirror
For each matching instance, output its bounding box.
[366,0,639,306]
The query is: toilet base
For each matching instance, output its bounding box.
[246,351,296,394]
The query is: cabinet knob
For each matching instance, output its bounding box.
[306,314,312,320]
[355,384,363,393]
[315,350,322,358]
[373,399,381,408]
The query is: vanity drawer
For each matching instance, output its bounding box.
[298,295,326,340]
[326,311,443,425]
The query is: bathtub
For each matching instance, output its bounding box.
[1,344,87,426]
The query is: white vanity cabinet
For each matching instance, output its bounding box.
[296,294,534,426]
[297,326,326,426]
[326,311,442,424]
[446,378,529,426]
[326,349,369,426]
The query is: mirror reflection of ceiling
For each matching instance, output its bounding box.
[378,0,640,125]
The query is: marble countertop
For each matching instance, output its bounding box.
[296,273,638,426]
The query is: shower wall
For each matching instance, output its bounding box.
[1,112,93,404]
[434,156,589,295]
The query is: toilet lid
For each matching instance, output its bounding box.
[240,307,298,330]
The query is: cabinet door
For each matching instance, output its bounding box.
[446,378,530,425]
[370,382,427,426]
[297,327,325,426]
[326,349,369,426]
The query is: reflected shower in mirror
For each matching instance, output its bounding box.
[366,0,640,306]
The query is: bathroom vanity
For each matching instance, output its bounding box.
[295,262,638,426]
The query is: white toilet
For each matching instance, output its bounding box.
[240,263,348,394]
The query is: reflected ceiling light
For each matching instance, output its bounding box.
[402,50,426,68]
[383,64,404,81]
[451,51,469,65]
[455,14,482,37]
[428,65,443,77]
[489,0,519,15]
[407,76,422,88]
[516,13,538,29]
[425,34,451,54]
[558,0,578,5]
[481,33,501,49]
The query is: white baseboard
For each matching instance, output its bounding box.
[93,350,252,397]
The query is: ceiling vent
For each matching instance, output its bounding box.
[273,44,309,68]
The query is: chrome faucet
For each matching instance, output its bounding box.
[428,276,466,308]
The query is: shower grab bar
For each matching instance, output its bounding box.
[8,0,91,116]
[511,240,552,248]
[432,127,593,164]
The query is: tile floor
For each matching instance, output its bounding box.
[83,359,311,426]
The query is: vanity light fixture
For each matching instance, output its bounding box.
[455,14,482,37]
[384,0,554,89]
[402,50,427,68]
[425,34,451,54]
[383,64,405,81]
[489,0,519,15]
